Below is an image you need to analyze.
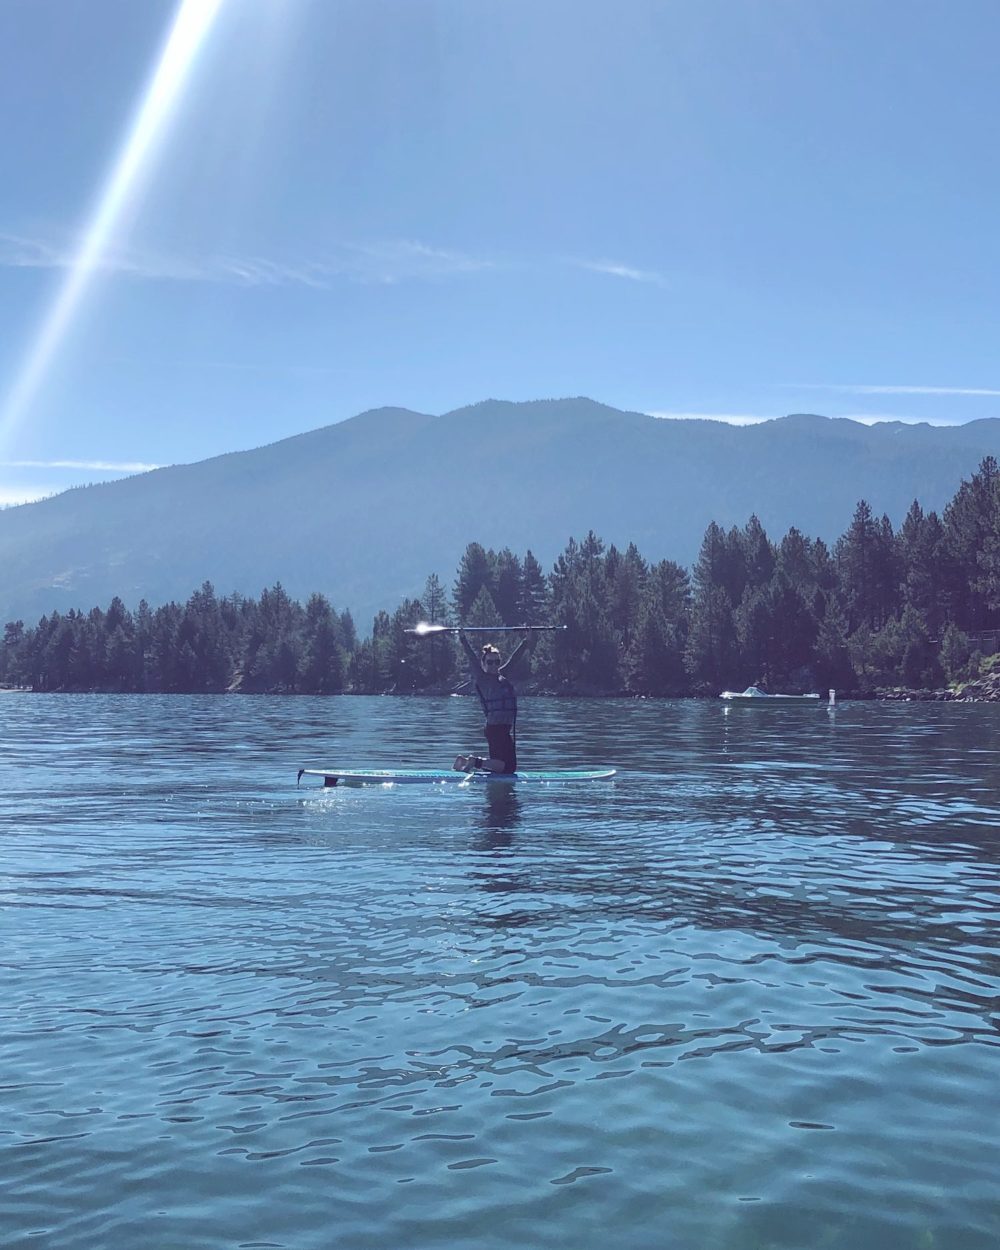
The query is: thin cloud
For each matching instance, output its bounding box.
[827,413,959,425]
[0,486,59,507]
[0,231,493,288]
[571,258,665,285]
[1,233,70,269]
[345,240,495,284]
[648,411,773,425]
[210,256,333,289]
[0,232,210,283]
[647,410,962,427]
[788,382,1000,397]
[1,458,161,472]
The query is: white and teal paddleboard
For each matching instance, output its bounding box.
[297,767,617,787]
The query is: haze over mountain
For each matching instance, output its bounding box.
[2,398,999,631]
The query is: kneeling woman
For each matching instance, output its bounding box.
[454,630,533,774]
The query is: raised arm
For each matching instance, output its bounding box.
[500,631,535,675]
[458,629,482,672]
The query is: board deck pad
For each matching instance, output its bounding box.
[298,767,617,787]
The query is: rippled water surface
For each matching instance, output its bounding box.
[3,693,1000,1249]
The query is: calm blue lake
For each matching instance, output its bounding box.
[2,693,999,1249]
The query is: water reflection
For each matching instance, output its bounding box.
[475,785,522,849]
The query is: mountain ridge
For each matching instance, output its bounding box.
[2,399,999,629]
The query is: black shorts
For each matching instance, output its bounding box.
[485,724,517,774]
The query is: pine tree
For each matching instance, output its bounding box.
[649,559,690,624]
[630,591,685,694]
[135,597,154,690]
[466,585,503,629]
[104,625,134,691]
[874,514,902,626]
[609,542,647,650]
[148,603,182,691]
[545,534,618,688]
[941,456,1000,629]
[0,621,26,686]
[777,528,815,594]
[518,550,549,624]
[348,638,376,693]
[685,585,736,689]
[836,500,882,631]
[899,605,941,688]
[299,593,345,693]
[685,523,737,688]
[421,574,450,626]
[899,502,946,635]
[493,549,523,625]
[814,597,854,692]
[183,582,231,691]
[421,574,456,686]
[734,584,770,685]
[339,610,358,653]
[742,515,775,591]
[388,597,426,691]
[368,610,394,692]
[453,543,495,621]
[939,623,972,684]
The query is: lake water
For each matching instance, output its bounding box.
[2,693,999,1249]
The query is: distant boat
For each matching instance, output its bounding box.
[720,686,826,704]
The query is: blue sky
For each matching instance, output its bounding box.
[2,0,999,504]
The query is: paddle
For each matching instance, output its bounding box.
[404,622,566,636]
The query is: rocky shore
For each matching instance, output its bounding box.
[876,672,1000,702]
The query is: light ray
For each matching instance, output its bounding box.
[0,0,227,453]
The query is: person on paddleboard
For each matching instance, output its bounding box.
[454,629,535,774]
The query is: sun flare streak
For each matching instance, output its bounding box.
[0,0,226,452]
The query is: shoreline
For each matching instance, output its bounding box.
[7,685,1000,702]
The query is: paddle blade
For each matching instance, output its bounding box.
[404,621,456,636]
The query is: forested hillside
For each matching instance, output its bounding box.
[3,400,1000,631]
[4,458,999,697]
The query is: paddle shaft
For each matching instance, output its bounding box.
[404,624,565,635]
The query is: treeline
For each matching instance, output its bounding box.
[3,457,1000,696]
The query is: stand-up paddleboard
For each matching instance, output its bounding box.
[297,767,616,787]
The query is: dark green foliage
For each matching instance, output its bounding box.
[776,527,814,591]
[735,573,816,690]
[685,584,737,690]
[940,456,1000,628]
[518,550,549,623]
[835,500,883,631]
[899,606,942,689]
[939,623,973,684]
[742,515,776,591]
[493,549,524,625]
[630,594,686,695]
[899,502,946,635]
[421,574,449,628]
[685,523,737,688]
[3,464,1000,696]
[607,542,647,649]
[543,532,621,688]
[453,542,494,621]
[420,574,457,687]
[813,597,853,692]
[299,594,347,694]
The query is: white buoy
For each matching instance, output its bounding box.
[828,688,836,705]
